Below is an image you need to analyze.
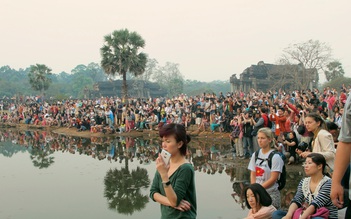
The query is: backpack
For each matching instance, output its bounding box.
[262,114,272,128]
[254,149,286,190]
[267,120,273,129]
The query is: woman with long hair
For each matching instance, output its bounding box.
[298,113,335,172]
[244,183,276,219]
[272,153,338,219]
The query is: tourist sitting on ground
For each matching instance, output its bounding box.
[198,114,209,132]
[25,114,32,124]
[272,153,338,219]
[118,122,126,133]
[157,114,167,130]
[244,183,276,219]
[184,113,192,130]
[173,114,182,124]
[210,112,222,133]
[137,114,146,130]
[78,117,90,132]
[99,122,115,134]
[283,131,299,165]
[145,111,159,130]
[67,117,78,129]
[325,121,339,148]
[166,114,174,125]
[32,113,41,125]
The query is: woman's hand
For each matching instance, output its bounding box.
[174,199,191,211]
[156,153,169,179]
[300,151,311,158]
[295,149,302,155]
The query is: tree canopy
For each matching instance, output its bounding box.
[100,29,147,99]
[324,61,345,81]
[28,64,53,98]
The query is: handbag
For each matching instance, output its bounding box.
[292,206,329,219]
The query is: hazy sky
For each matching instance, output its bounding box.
[1,0,350,82]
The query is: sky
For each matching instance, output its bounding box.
[1,0,350,82]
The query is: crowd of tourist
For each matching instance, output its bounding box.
[0,85,350,163]
[1,83,351,218]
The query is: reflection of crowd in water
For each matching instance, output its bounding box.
[1,127,304,213]
[0,129,162,165]
[0,129,233,170]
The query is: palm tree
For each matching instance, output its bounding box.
[28,64,52,100]
[100,29,147,100]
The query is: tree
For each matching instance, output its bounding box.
[278,39,332,90]
[152,62,184,97]
[323,76,351,90]
[324,61,345,81]
[71,63,107,82]
[28,64,52,99]
[100,29,147,100]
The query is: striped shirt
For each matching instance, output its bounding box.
[291,176,338,219]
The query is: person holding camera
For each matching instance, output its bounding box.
[242,111,254,158]
[269,107,287,141]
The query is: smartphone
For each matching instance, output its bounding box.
[160,149,171,165]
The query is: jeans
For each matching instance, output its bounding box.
[210,123,220,131]
[242,136,253,157]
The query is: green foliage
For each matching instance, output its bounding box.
[184,80,230,96]
[151,62,184,97]
[0,63,107,99]
[0,62,230,99]
[322,76,351,90]
[28,64,52,95]
[100,29,147,98]
[324,61,345,81]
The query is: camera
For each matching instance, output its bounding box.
[297,142,308,152]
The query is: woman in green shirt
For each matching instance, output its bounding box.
[150,123,197,219]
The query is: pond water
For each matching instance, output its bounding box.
[0,129,304,219]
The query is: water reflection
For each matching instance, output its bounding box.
[0,128,304,218]
[104,166,150,215]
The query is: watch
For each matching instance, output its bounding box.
[162,181,171,187]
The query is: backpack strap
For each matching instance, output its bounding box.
[267,151,276,169]
[255,149,265,165]
[255,149,276,167]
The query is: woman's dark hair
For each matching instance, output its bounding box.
[159,123,191,156]
[306,112,326,130]
[288,131,297,140]
[244,183,272,209]
[306,153,328,175]
[326,121,339,131]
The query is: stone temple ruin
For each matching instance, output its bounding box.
[230,61,318,92]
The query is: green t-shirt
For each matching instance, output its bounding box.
[150,163,197,219]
